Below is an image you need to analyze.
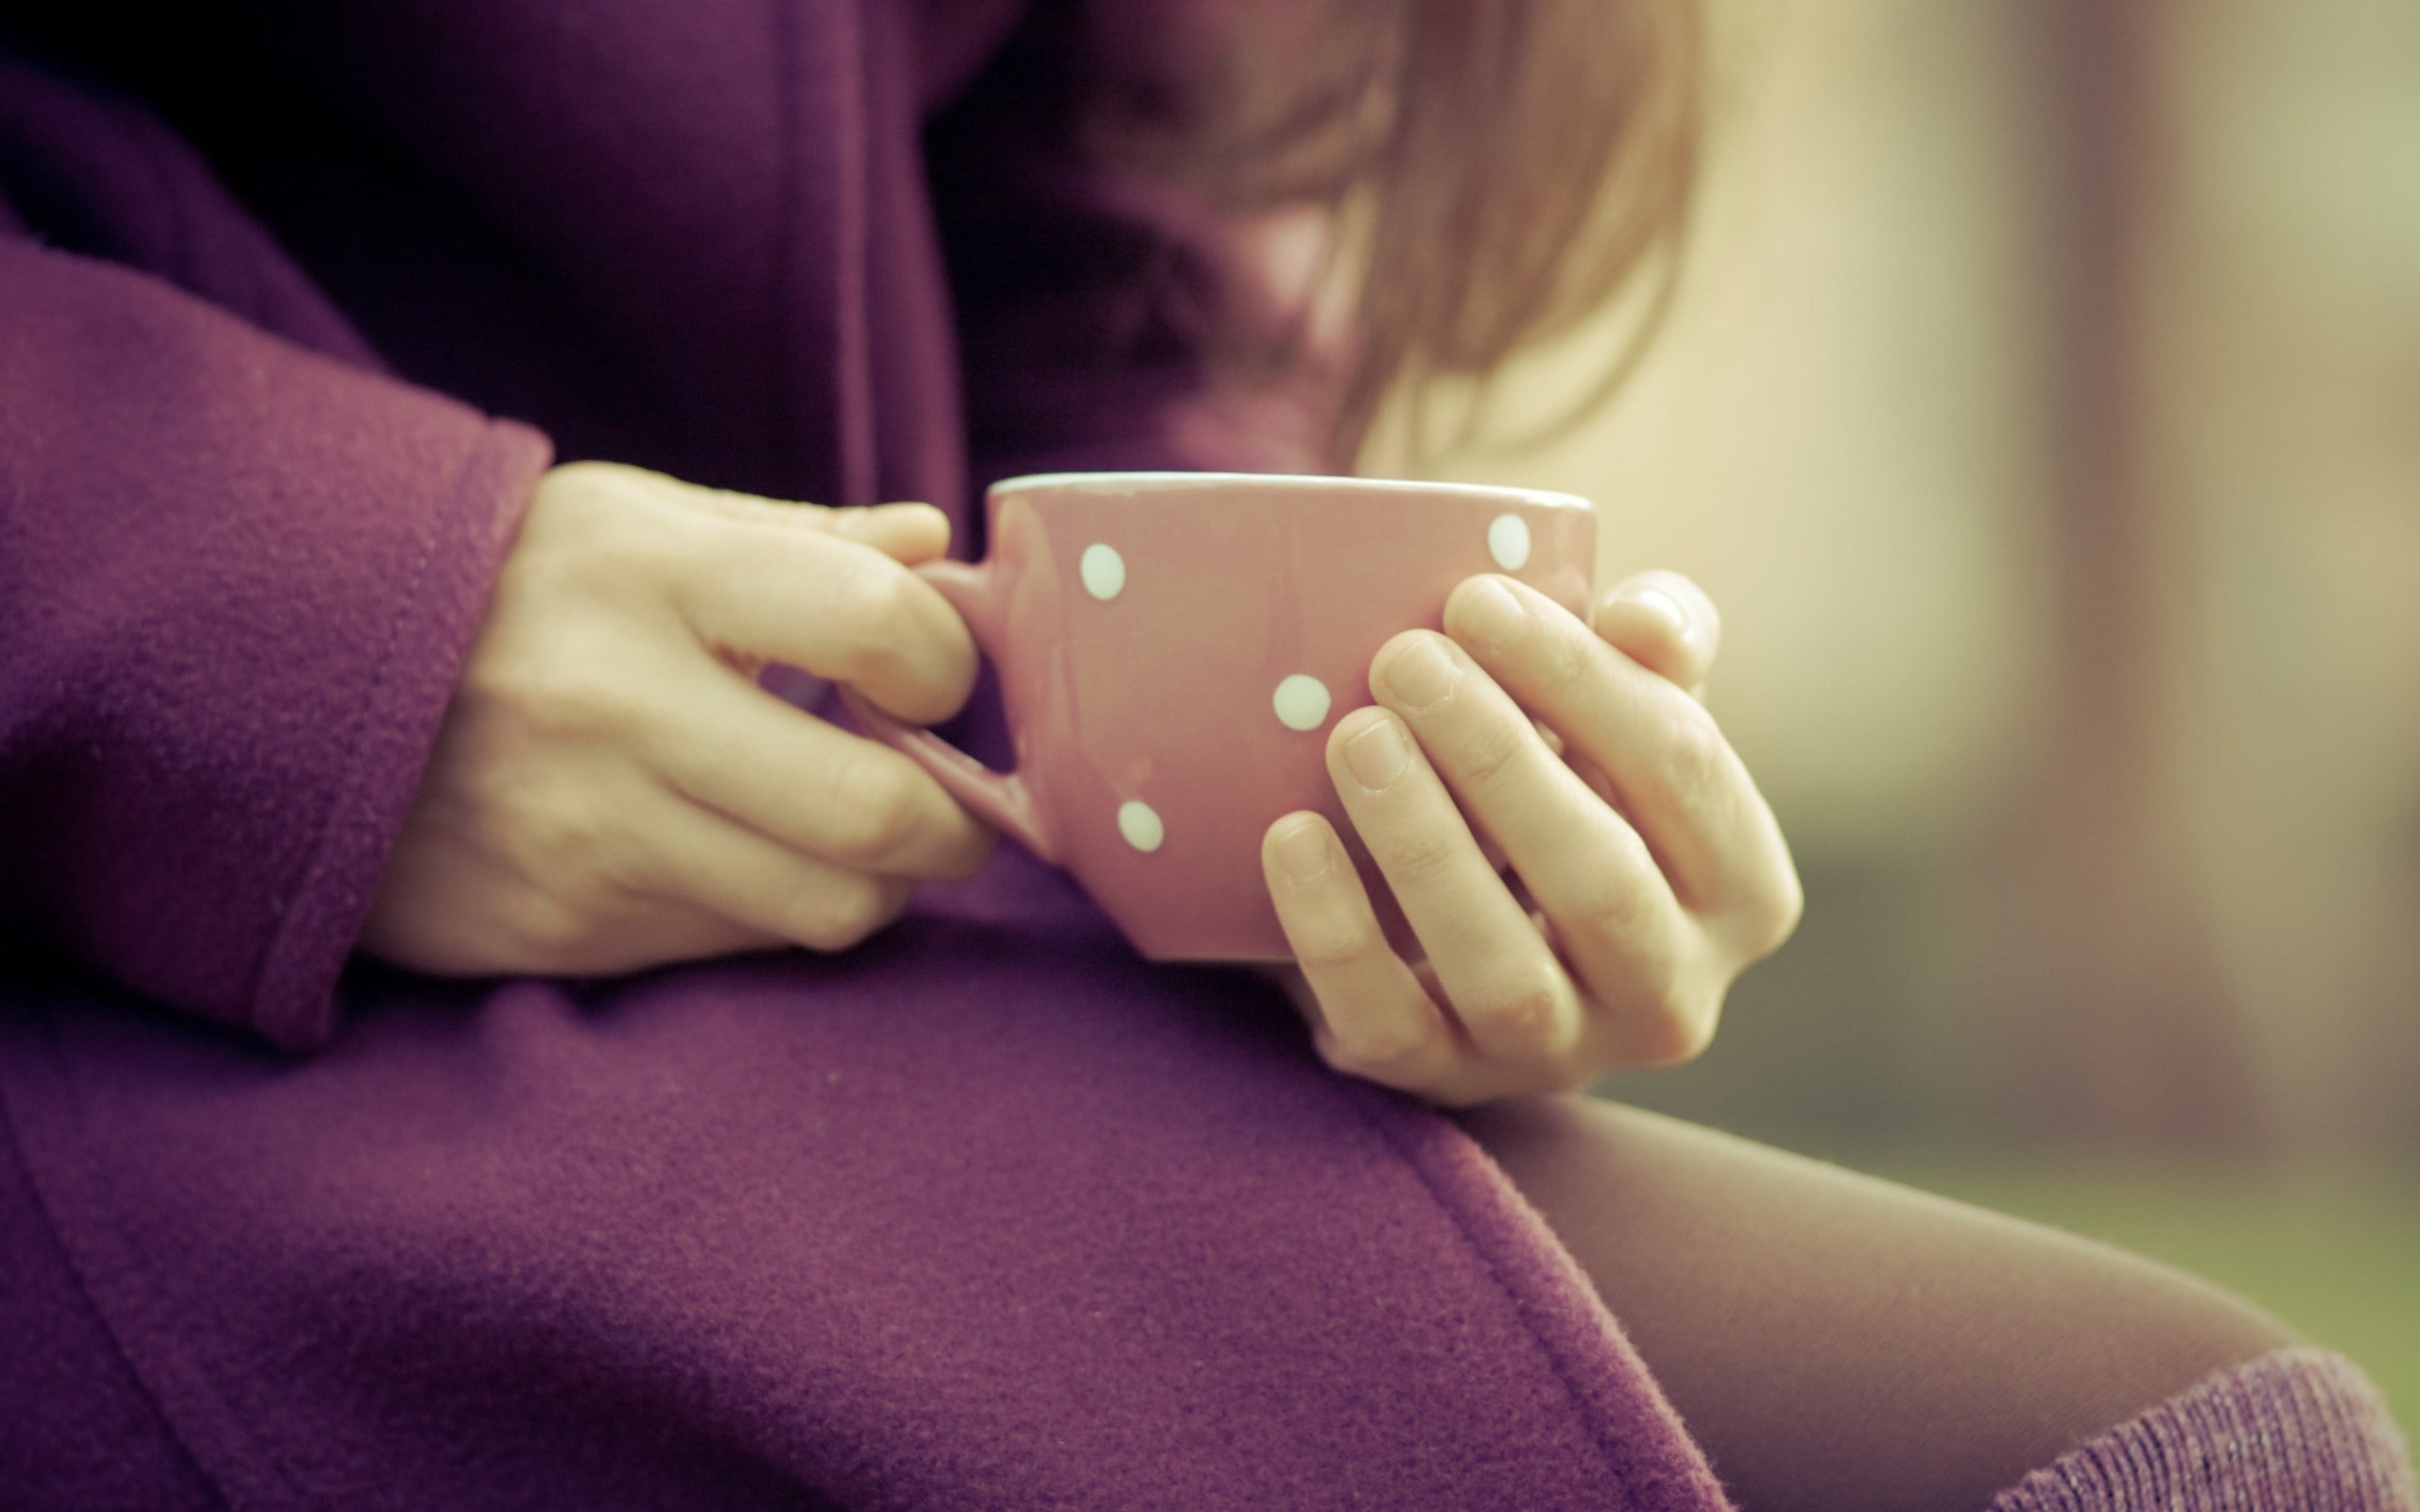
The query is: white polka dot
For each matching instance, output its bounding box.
[1116,799,1165,852]
[1488,513,1532,572]
[1080,542,1127,600]
[1272,674,1332,732]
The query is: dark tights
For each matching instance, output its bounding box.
[1457,1097,2297,1512]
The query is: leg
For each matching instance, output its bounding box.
[1458,1096,2298,1512]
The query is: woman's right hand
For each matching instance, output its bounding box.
[361,461,995,977]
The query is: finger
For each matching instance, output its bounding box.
[666,522,978,726]
[1261,814,1470,1097]
[1563,744,1621,808]
[1366,627,1698,1057]
[695,491,952,566]
[644,796,917,953]
[647,665,995,880]
[631,463,957,565]
[1591,570,1720,698]
[542,896,786,977]
[382,836,784,977]
[1324,703,1585,1067]
[829,502,954,564]
[1446,575,1790,924]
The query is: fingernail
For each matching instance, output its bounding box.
[1344,715,1411,791]
[1625,585,1696,646]
[1455,576,1527,653]
[1383,635,1459,710]
[1272,816,1333,883]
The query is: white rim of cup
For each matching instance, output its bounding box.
[987,471,1591,515]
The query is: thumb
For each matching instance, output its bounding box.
[667,512,978,727]
[1593,570,1721,699]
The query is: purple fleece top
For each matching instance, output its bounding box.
[0,3,1735,1507]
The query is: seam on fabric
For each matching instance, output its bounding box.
[245,423,507,1045]
[25,1009,320,1508]
[774,0,874,503]
[1332,1082,1651,1508]
[0,1012,237,1510]
[832,0,874,504]
[774,0,804,493]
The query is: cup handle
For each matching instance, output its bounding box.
[838,558,1060,864]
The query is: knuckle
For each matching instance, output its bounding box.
[1288,906,1386,977]
[1703,844,1803,961]
[1751,869,1806,954]
[932,820,999,881]
[501,892,603,971]
[475,651,642,744]
[1521,616,1591,697]
[827,883,899,948]
[1557,848,1660,943]
[788,876,899,952]
[788,870,875,943]
[1324,1018,1437,1081]
[1599,910,1691,1026]
[1643,701,1729,820]
[547,503,675,596]
[495,782,661,903]
[1371,820,1464,892]
[502,787,614,878]
[1627,984,1722,1067]
[1450,709,1532,799]
[1467,970,1573,1058]
[823,754,927,865]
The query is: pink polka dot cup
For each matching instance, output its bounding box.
[848,471,1596,962]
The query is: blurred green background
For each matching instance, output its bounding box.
[1864,1154,2420,1436]
[1608,858,2420,1437]
[1370,0,2420,1439]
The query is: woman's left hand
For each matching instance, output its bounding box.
[1259,571,1801,1107]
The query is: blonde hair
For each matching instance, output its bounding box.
[1086,0,1706,463]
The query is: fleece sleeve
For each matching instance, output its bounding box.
[0,61,552,1050]
[0,240,551,1051]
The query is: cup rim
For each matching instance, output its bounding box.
[988,470,1592,512]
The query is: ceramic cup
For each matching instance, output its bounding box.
[846,471,1596,961]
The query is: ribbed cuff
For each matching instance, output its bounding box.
[1989,1347,2417,1512]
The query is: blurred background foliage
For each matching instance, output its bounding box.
[1368,0,2418,1431]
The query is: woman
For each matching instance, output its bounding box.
[2,2,2410,1507]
